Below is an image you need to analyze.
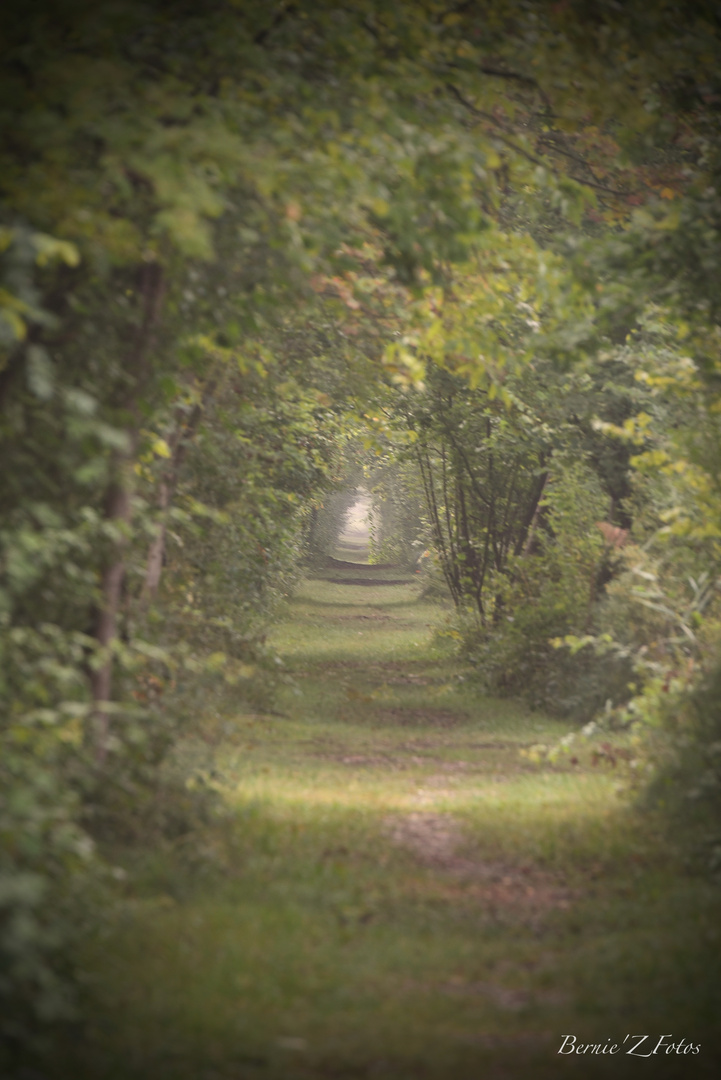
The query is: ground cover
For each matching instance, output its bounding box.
[59,560,721,1080]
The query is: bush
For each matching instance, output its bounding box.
[642,664,721,873]
[462,460,632,720]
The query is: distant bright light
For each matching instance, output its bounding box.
[342,488,371,543]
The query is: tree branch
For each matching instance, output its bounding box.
[446,82,640,200]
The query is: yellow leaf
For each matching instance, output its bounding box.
[152,437,171,458]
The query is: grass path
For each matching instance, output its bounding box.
[66,562,721,1079]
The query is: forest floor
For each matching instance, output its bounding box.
[61,556,721,1080]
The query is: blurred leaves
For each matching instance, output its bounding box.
[3,0,721,1064]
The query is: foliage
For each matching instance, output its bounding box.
[366,451,429,569]
[646,663,721,875]
[547,315,721,847]
[463,459,632,718]
[3,0,721,1064]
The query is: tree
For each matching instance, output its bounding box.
[4,0,721,1061]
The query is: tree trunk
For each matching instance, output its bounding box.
[91,474,133,765]
[514,469,548,557]
[139,376,217,608]
[141,479,171,603]
[521,476,547,557]
[91,262,164,764]
[417,444,460,606]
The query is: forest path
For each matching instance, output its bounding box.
[67,562,720,1080]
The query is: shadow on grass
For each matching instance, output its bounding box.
[59,732,721,1080]
[53,569,721,1080]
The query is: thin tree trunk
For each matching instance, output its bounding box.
[440,442,458,575]
[417,444,460,605]
[443,428,491,509]
[139,376,217,608]
[141,479,171,603]
[520,472,549,557]
[91,262,164,764]
[91,471,133,763]
[512,465,548,558]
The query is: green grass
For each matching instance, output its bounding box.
[60,562,721,1079]
[332,540,371,564]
